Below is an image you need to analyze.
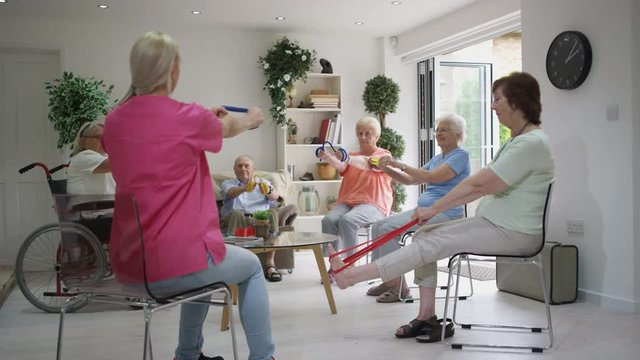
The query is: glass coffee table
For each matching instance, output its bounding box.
[220,231,338,330]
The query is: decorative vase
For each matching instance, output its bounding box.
[316,162,336,180]
[287,134,297,144]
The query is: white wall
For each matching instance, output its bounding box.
[522,0,637,312]
[633,0,640,307]
[390,0,640,312]
[0,17,380,173]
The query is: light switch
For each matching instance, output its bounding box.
[606,104,619,121]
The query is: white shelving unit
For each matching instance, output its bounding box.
[276,73,343,233]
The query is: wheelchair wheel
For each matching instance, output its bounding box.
[15,222,108,313]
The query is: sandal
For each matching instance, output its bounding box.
[395,316,436,338]
[415,318,454,343]
[366,283,391,296]
[264,265,282,282]
[376,288,412,303]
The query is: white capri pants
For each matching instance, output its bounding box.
[375,216,542,288]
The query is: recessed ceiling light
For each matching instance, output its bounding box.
[275,16,286,21]
[191,10,201,15]
[391,1,402,5]
[97,4,108,9]
[355,21,364,25]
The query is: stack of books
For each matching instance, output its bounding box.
[309,94,340,109]
[318,114,342,144]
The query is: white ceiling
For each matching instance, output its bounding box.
[0,0,480,38]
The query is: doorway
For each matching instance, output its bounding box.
[0,48,62,265]
[417,32,522,215]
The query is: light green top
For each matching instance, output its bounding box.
[476,129,555,234]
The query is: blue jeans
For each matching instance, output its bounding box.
[148,245,275,360]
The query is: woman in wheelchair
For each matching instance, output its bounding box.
[102,31,275,360]
[67,121,114,195]
[67,121,115,245]
[328,72,555,343]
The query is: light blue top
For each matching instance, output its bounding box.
[417,147,470,218]
[220,177,278,218]
[476,129,555,234]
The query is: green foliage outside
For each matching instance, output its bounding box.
[392,183,406,213]
[45,72,115,149]
[453,80,512,163]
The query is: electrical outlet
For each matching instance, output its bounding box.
[567,219,584,234]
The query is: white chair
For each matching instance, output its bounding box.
[54,194,238,360]
[442,182,554,352]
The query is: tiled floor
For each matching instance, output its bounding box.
[1,250,639,360]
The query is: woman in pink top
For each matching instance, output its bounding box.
[102,31,275,360]
[319,116,393,266]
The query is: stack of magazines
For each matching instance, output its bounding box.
[223,236,264,246]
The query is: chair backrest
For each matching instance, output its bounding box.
[111,194,229,302]
[449,180,554,262]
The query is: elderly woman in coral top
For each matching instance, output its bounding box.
[318,116,393,278]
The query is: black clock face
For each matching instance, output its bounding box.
[546,31,592,90]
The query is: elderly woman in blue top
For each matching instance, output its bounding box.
[328,72,554,343]
[221,154,283,281]
[366,113,470,336]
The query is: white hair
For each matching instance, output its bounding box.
[355,116,381,138]
[436,113,467,143]
[72,122,104,155]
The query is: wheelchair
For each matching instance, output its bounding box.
[14,162,112,313]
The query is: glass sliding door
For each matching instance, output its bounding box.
[437,62,494,215]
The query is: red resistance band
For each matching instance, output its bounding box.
[329,219,418,274]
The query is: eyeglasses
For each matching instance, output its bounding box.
[434,128,452,133]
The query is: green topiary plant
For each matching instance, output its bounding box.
[258,36,317,127]
[45,71,116,149]
[363,74,406,212]
[362,74,400,129]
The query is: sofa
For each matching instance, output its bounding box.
[211,169,297,270]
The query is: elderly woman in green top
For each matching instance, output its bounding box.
[328,72,555,341]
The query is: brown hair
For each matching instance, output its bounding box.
[492,72,542,125]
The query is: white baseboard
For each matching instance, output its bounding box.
[578,288,640,313]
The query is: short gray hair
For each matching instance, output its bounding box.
[355,116,381,138]
[436,113,467,143]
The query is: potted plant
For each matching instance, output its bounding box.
[45,71,116,149]
[252,209,272,238]
[258,36,317,127]
[362,74,406,212]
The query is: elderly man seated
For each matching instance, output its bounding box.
[220,154,296,282]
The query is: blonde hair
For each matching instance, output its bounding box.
[121,31,180,103]
[355,116,381,138]
[72,122,104,155]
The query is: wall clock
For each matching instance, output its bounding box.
[545,31,592,90]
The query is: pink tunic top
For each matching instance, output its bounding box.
[337,148,393,216]
[102,95,225,283]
